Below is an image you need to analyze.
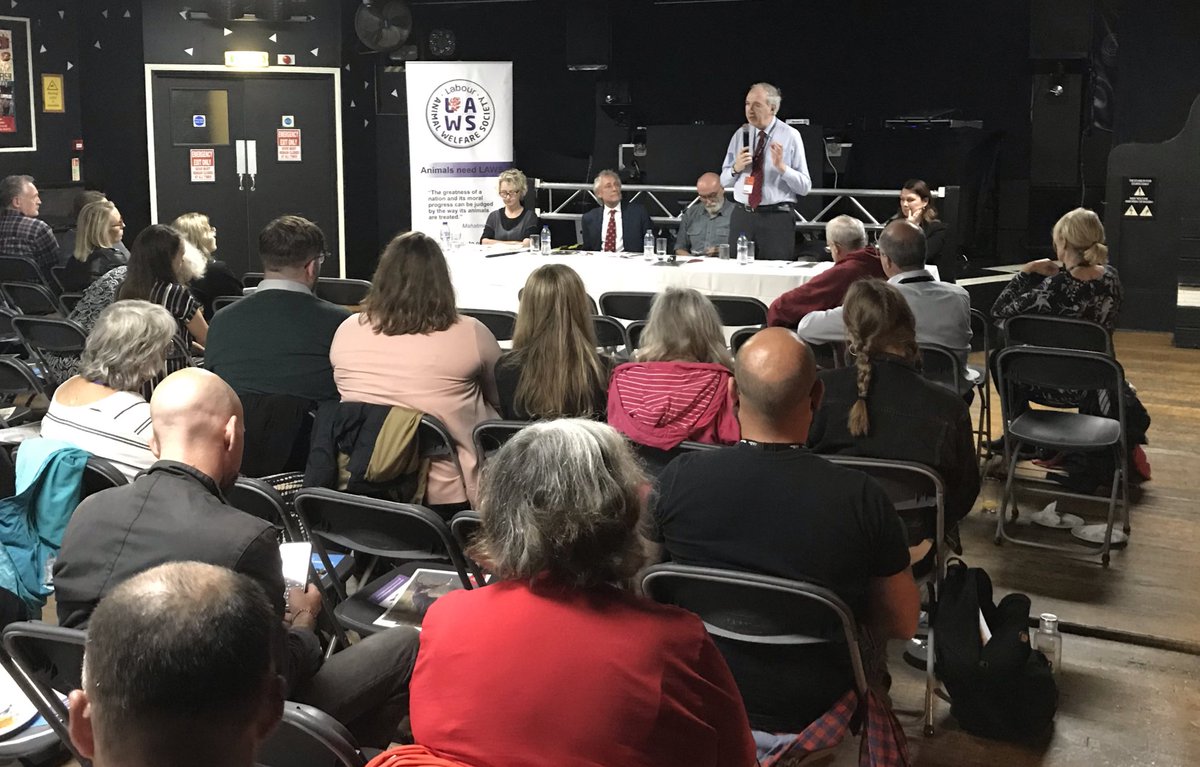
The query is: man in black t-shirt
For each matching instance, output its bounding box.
[649,328,917,732]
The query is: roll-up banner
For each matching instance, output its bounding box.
[406,61,514,241]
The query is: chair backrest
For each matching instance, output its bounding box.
[59,292,83,314]
[730,326,760,356]
[243,271,265,288]
[969,307,991,356]
[449,509,486,578]
[229,476,303,542]
[591,314,627,351]
[48,266,67,295]
[626,319,647,351]
[1003,314,1112,355]
[2,282,65,317]
[214,294,242,312]
[599,291,655,321]
[995,346,1126,431]
[918,342,965,395]
[1,622,88,764]
[0,354,41,398]
[81,456,130,499]
[708,295,768,327]
[638,563,867,696]
[315,278,371,307]
[10,315,87,390]
[293,487,475,601]
[166,335,195,369]
[459,308,517,342]
[257,701,367,767]
[633,439,719,478]
[0,257,46,287]
[471,419,529,466]
[417,414,468,498]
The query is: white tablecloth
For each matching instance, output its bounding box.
[446,247,833,312]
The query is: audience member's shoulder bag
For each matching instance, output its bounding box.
[933,559,1058,740]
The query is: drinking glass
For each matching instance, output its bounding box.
[528,234,540,252]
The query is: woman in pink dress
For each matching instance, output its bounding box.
[329,231,501,509]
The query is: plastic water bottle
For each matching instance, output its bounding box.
[737,232,749,265]
[540,224,551,255]
[440,221,452,251]
[643,229,655,257]
[1034,613,1063,674]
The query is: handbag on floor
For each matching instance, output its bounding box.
[933,559,1058,740]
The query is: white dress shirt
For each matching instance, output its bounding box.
[719,117,812,205]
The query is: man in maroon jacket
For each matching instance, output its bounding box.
[767,215,884,327]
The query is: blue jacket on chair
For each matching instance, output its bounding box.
[0,438,89,613]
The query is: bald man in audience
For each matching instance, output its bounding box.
[53,369,419,747]
[674,172,734,256]
[648,328,917,732]
[68,562,285,767]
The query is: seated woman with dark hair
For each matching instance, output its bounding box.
[607,287,738,449]
[62,199,127,292]
[889,178,951,281]
[496,264,610,420]
[330,231,501,508]
[118,224,207,368]
[808,279,979,553]
[40,300,178,480]
[407,419,757,767]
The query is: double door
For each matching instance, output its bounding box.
[149,70,341,278]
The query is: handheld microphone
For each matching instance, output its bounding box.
[742,125,751,150]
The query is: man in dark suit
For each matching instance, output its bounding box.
[580,169,653,252]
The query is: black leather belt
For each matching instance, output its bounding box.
[738,202,793,213]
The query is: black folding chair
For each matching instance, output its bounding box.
[1,282,66,317]
[730,326,760,356]
[471,419,529,468]
[968,308,992,459]
[258,701,368,767]
[449,509,486,578]
[638,563,868,735]
[0,355,44,426]
[80,456,129,499]
[599,291,655,321]
[0,306,23,354]
[59,292,83,313]
[242,271,265,288]
[633,439,720,478]
[708,295,768,327]
[458,308,517,342]
[626,320,647,351]
[10,315,87,391]
[919,343,971,397]
[315,278,371,306]
[0,622,88,765]
[293,488,478,644]
[418,413,469,500]
[229,476,304,542]
[214,294,242,313]
[1003,314,1113,355]
[48,266,67,296]
[591,315,626,352]
[994,346,1129,566]
[825,455,945,735]
[0,256,48,289]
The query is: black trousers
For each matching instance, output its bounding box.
[728,204,796,260]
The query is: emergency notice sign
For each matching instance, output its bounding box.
[189,149,215,183]
[1123,177,1155,219]
[277,128,301,162]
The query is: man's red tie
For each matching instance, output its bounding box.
[748,130,766,210]
[603,208,617,252]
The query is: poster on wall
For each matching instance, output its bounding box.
[0,15,35,150]
[406,61,514,243]
[0,29,14,133]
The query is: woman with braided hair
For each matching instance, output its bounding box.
[808,279,980,557]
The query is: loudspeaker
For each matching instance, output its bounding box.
[1031,72,1083,186]
[1030,0,1093,60]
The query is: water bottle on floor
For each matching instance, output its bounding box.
[1034,613,1063,674]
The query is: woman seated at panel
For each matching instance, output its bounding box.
[480,168,540,246]
[118,224,207,368]
[406,419,757,767]
[889,179,951,281]
[174,211,241,321]
[607,287,739,451]
[62,199,127,292]
[496,264,611,420]
[40,301,177,481]
[329,231,501,510]
[808,279,979,559]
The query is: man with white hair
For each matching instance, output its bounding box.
[0,174,59,279]
[580,169,653,252]
[674,172,734,256]
[767,215,884,327]
[719,82,811,260]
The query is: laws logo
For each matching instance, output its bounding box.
[427,80,494,148]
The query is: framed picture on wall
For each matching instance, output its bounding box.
[0,16,36,152]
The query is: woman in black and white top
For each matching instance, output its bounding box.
[480,168,540,246]
[118,224,206,370]
[40,301,177,480]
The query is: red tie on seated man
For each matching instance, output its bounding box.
[604,208,617,252]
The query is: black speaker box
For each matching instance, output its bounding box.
[1031,72,1083,186]
[1030,0,1094,60]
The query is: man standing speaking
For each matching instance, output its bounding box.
[720,83,811,260]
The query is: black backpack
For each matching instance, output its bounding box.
[933,559,1058,740]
